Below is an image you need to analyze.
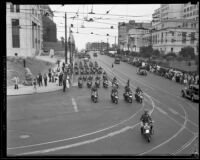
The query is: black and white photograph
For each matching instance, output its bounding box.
[6,2,199,157]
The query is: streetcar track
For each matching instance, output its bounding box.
[97,57,198,154]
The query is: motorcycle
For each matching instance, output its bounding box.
[78,80,83,88]
[141,122,153,143]
[83,75,87,81]
[103,80,108,88]
[87,80,92,88]
[95,80,100,88]
[112,81,119,89]
[111,91,119,104]
[75,69,79,75]
[123,91,133,103]
[135,92,143,103]
[91,91,98,103]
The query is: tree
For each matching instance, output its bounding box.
[152,49,160,57]
[165,52,177,58]
[179,46,195,59]
[140,45,153,58]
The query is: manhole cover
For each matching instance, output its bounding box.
[20,135,30,139]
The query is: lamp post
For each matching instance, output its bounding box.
[65,12,68,64]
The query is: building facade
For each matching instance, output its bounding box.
[150,3,199,55]
[86,42,108,51]
[118,20,151,52]
[6,3,43,57]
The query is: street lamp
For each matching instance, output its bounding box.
[106,34,109,55]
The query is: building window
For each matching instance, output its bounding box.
[190,32,195,44]
[190,12,192,16]
[193,11,195,15]
[171,48,173,52]
[16,5,20,12]
[184,9,186,12]
[10,4,14,12]
[182,32,186,44]
[190,6,193,10]
[12,19,20,48]
[187,7,189,11]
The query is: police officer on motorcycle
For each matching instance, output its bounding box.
[136,86,143,94]
[140,110,153,134]
[111,86,118,97]
[91,85,98,97]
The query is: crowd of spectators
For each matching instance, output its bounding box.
[129,58,199,86]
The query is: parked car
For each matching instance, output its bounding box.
[181,84,199,102]
[137,69,147,76]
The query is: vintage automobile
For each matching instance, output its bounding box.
[137,69,147,76]
[181,84,199,102]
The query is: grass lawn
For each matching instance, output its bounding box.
[7,57,54,86]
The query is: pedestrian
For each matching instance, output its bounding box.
[48,70,52,82]
[36,74,40,86]
[39,73,43,86]
[43,73,48,87]
[12,76,19,89]
[23,59,26,68]
[33,78,37,92]
[59,72,63,86]
[63,73,67,92]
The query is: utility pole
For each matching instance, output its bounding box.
[107,38,109,55]
[115,36,116,52]
[65,12,68,64]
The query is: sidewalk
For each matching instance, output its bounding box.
[7,56,76,96]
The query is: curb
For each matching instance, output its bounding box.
[7,84,78,96]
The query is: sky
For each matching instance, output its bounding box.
[50,4,160,50]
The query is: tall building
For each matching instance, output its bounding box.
[150,3,199,55]
[118,20,151,52]
[6,3,43,57]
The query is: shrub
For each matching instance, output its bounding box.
[179,46,195,59]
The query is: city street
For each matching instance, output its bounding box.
[7,54,199,156]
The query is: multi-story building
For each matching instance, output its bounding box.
[6,3,43,57]
[86,42,108,51]
[160,4,184,21]
[152,8,161,26]
[149,3,199,55]
[183,2,199,29]
[150,19,198,54]
[118,20,151,52]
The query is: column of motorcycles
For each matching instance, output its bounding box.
[74,60,154,143]
[74,61,143,104]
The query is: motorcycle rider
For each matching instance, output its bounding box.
[112,77,117,86]
[78,76,83,86]
[111,86,118,98]
[136,86,143,94]
[91,85,98,98]
[140,110,153,134]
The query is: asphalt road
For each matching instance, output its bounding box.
[7,54,199,156]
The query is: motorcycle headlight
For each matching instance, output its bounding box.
[145,130,150,134]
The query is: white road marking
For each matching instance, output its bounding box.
[172,133,198,155]
[101,60,199,129]
[18,123,141,155]
[8,103,145,150]
[19,135,30,139]
[156,106,167,115]
[139,103,188,155]
[168,108,179,115]
[72,98,78,112]
[100,58,198,154]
